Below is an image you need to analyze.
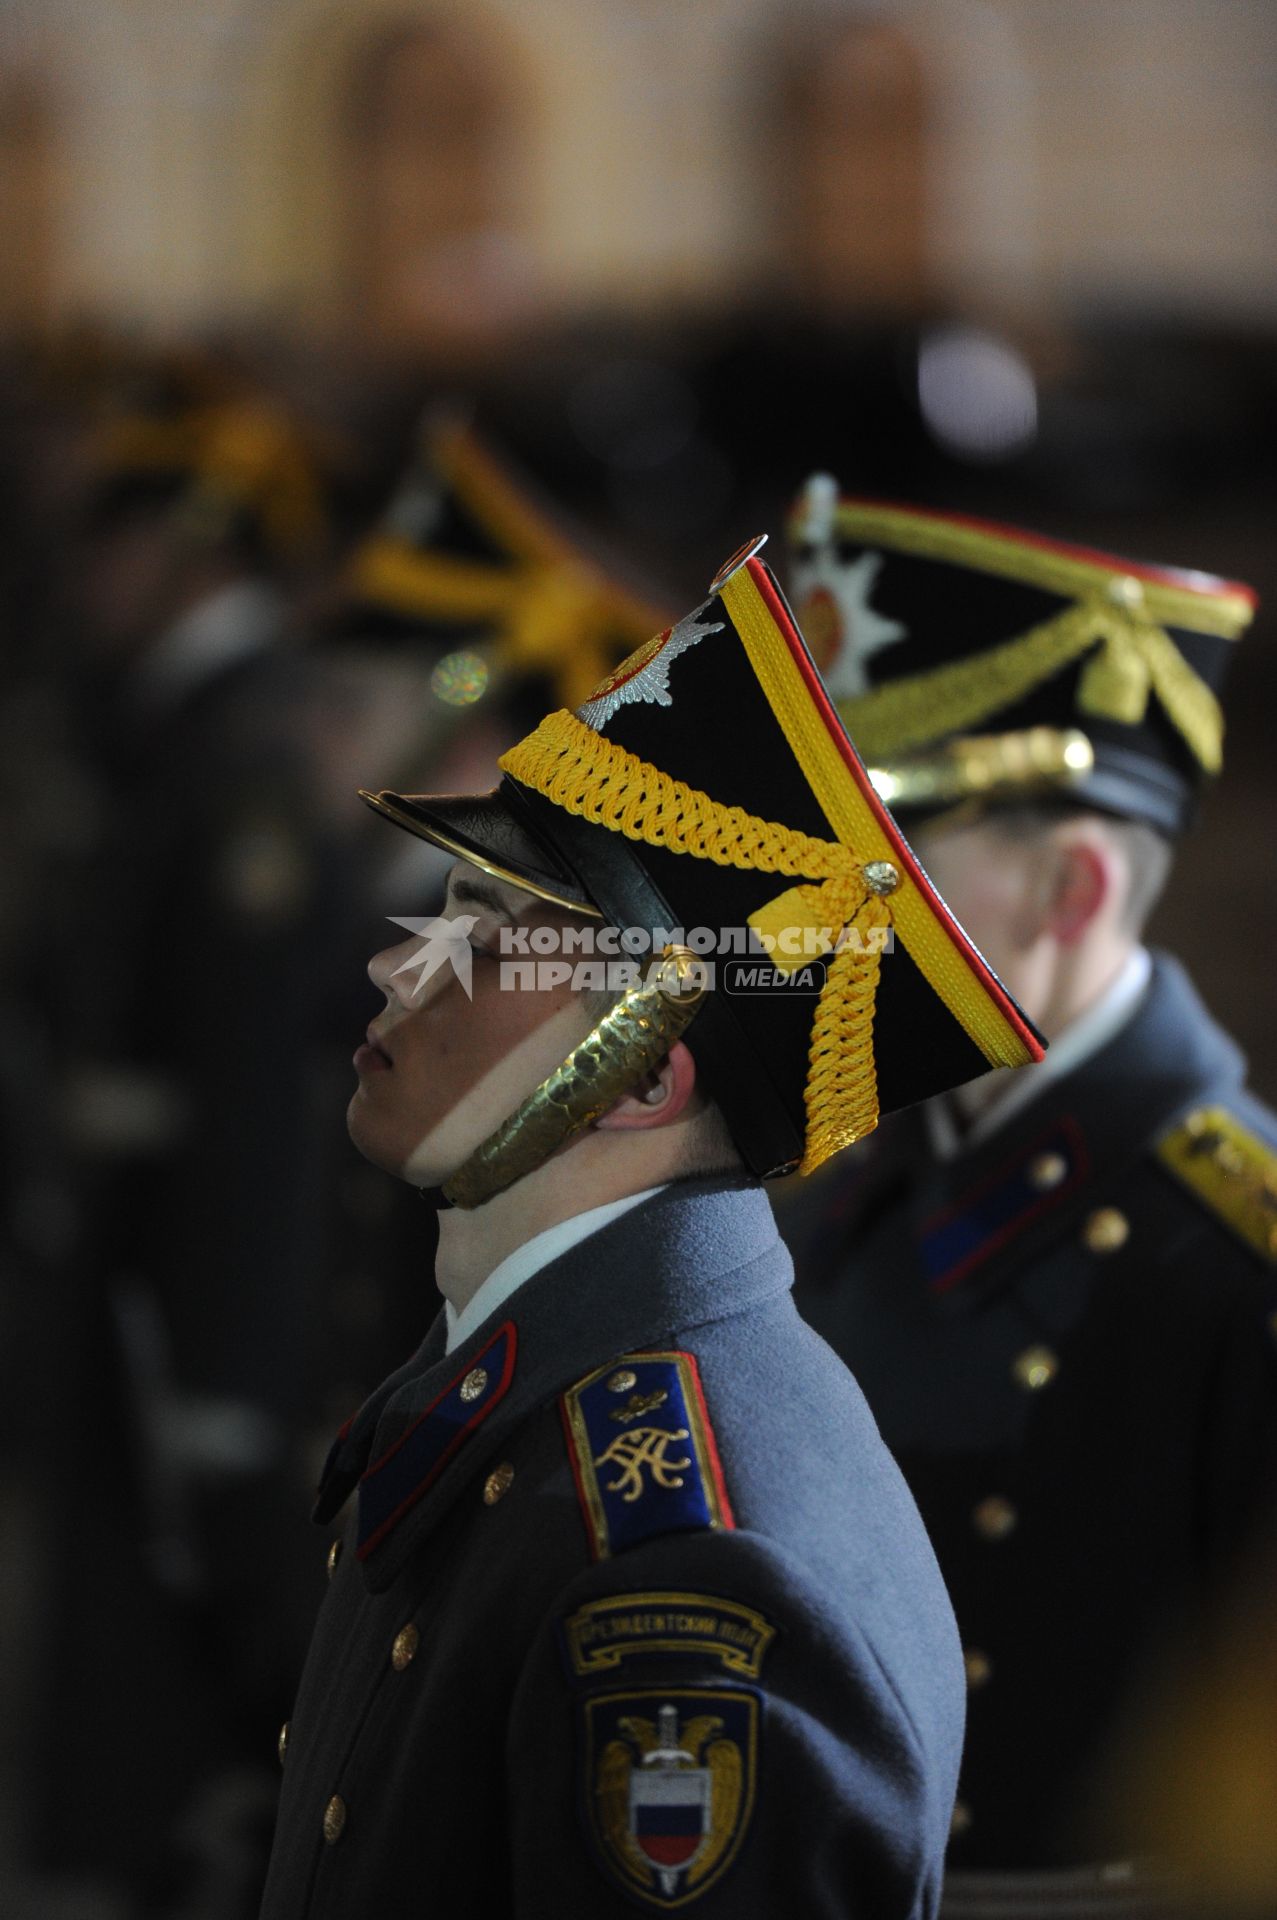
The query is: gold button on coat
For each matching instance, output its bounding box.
[392,1624,420,1671]
[973,1495,1018,1540]
[323,1795,347,1845]
[277,1721,290,1765]
[460,1366,488,1404]
[1028,1151,1067,1191]
[963,1649,992,1690]
[1083,1207,1129,1253]
[327,1538,342,1579]
[1012,1345,1059,1391]
[483,1462,515,1506]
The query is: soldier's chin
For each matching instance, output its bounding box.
[401,1128,465,1192]
[345,1096,434,1183]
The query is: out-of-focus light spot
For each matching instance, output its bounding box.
[431,649,489,706]
[917,326,1037,462]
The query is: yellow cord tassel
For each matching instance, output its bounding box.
[500,709,898,1171]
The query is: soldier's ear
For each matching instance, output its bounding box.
[594,1040,699,1133]
[1045,828,1114,946]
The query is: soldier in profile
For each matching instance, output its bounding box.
[260,537,1042,1917]
[781,479,1277,1908]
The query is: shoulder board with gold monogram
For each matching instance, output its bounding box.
[560,1351,735,1560]
[1156,1105,1277,1265]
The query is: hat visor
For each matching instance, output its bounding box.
[358,786,601,917]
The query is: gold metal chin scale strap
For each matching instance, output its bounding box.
[442,947,706,1210]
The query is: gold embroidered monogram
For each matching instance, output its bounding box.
[560,1352,735,1559]
[595,1427,692,1504]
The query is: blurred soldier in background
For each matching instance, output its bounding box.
[301,409,675,1439]
[777,479,1277,1917]
[24,368,348,1918]
[15,380,673,1919]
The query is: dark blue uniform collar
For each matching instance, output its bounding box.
[314,1175,787,1588]
[978,952,1236,1158]
[833,953,1246,1306]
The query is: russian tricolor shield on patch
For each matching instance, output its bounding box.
[581,1688,757,1909]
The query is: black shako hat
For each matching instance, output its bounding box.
[340,413,674,713]
[786,479,1258,835]
[359,538,1041,1183]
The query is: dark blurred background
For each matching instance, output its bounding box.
[1,2,1275,1915]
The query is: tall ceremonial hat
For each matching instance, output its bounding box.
[786,476,1258,834]
[360,537,1042,1202]
[341,411,674,714]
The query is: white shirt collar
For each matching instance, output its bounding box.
[443,1185,669,1354]
[925,947,1153,1162]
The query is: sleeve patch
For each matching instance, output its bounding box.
[1157,1106,1277,1264]
[581,1687,758,1908]
[560,1352,734,1560]
[563,1593,777,1681]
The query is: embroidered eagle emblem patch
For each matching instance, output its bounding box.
[584,1689,757,1908]
[576,602,723,729]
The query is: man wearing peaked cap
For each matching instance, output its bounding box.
[260,537,1042,1920]
[780,481,1277,1908]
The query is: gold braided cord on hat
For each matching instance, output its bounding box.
[803,895,893,1166]
[785,500,1255,776]
[348,539,640,710]
[787,498,1256,640]
[442,422,591,571]
[718,565,1037,1075]
[840,597,1225,772]
[347,424,672,711]
[503,710,916,1171]
[438,422,672,643]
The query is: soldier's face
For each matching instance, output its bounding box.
[912,814,1051,1008]
[349,863,596,1186]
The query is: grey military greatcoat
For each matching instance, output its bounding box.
[260,1176,965,1918]
[788,954,1277,1869]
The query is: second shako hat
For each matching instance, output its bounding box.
[787,477,1258,833]
[342,412,674,712]
[361,537,1042,1190]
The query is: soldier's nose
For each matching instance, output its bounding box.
[369,939,421,1002]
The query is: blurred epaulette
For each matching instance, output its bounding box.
[1156,1105,1277,1264]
